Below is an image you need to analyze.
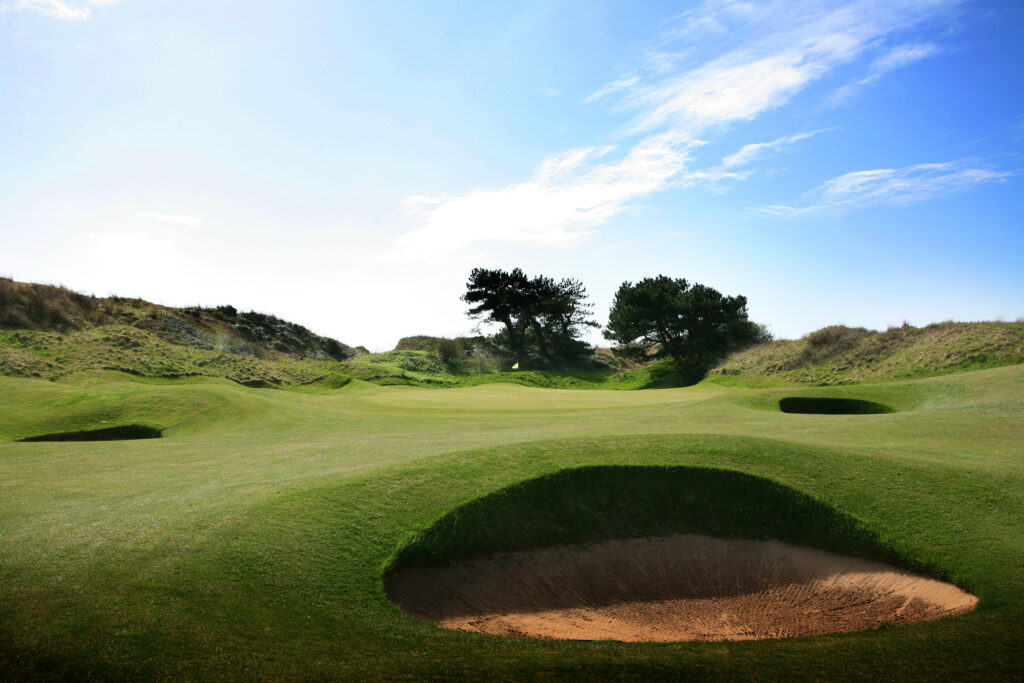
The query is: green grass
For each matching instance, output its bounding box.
[0,363,1022,680]
[388,465,911,575]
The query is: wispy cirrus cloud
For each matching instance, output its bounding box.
[754,161,1011,216]
[381,0,965,261]
[827,42,942,107]
[1,0,119,21]
[612,2,960,137]
[375,134,701,262]
[722,128,837,168]
[133,212,204,228]
[583,76,640,103]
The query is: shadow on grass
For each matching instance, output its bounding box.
[779,397,895,415]
[18,424,163,442]
[388,465,911,575]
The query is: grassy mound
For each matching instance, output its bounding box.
[388,466,907,575]
[710,321,1024,385]
[779,397,895,415]
[0,277,354,362]
[0,326,351,386]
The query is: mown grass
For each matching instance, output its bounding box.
[0,364,1021,680]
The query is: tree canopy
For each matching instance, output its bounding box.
[462,267,598,367]
[603,275,768,366]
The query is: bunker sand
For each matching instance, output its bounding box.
[387,534,977,642]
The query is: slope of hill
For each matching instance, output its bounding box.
[0,277,354,361]
[0,278,361,386]
[709,322,1024,385]
[5,278,1022,390]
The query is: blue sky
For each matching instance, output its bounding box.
[1,0,1022,350]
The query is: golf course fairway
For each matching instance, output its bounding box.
[1,365,1021,680]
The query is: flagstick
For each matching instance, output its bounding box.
[512,360,520,400]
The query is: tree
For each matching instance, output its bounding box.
[462,268,598,366]
[604,275,768,367]
[462,267,533,359]
[536,276,599,363]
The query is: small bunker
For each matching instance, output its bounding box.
[385,466,974,642]
[779,397,894,415]
[18,424,164,442]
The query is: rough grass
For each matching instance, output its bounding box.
[710,321,1024,385]
[0,277,114,331]
[0,326,345,386]
[0,364,1021,679]
[4,279,1022,392]
[0,324,704,391]
[6,320,1023,395]
[0,277,353,362]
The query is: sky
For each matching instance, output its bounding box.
[1,0,1022,350]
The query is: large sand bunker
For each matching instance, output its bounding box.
[387,534,977,642]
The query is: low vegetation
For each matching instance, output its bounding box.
[711,321,1024,385]
[0,277,355,362]
[8,277,1020,391]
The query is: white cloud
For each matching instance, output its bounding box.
[12,0,89,20]
[624,47,841,136]
[133,212,204,228]
[2,0,119,20]
[827,42,941,106]
[375,134,700,262]
[603,1,959,136]
[754,161,1011,216]
[382,0,964,261]
[583,76,640,103]
[722,128,836,168]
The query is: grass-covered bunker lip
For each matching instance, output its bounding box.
[17,424,164,442]
[779,396,895,415]
[385,466,975,641]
